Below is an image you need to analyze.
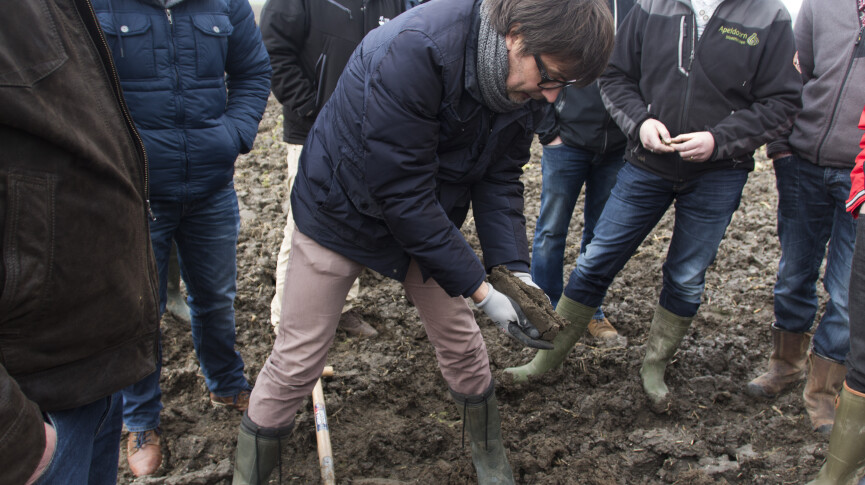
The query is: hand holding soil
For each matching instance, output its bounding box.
[487,265,563,342]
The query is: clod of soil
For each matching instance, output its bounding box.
[487,265,564,342]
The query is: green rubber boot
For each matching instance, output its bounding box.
[451,382,515,485]
[807,383,865,485]
[165,243,191,323]
[232,413,293,485]
[502,296,595,384]
[640,305,693,413]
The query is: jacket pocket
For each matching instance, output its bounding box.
[0,171,56,321]
[97,13,157,80]
[192,14,233,78]
[0,0,67,87]
[221,116,242,153]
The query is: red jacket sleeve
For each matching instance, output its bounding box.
[846,106,865,218]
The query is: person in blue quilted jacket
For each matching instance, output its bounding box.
[91,0,271,477]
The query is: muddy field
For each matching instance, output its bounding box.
[120,96,836,484]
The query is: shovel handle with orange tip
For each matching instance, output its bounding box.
[313,365,335,485]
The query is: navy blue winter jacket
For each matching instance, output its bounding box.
[291,0,546,298]
[93,0,272,201]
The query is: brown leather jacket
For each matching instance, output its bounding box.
[0,0,160,482]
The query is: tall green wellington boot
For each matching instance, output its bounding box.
[502,296,596,384]
[165,242,191,323]
[451,382,515,485]
[807,383,865,485]
[640,305,693,413]
[232,413,293,485]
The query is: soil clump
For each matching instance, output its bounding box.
[487,264,564,342]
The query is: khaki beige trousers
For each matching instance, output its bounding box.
[248,229,492,428]
[270,144,358,329]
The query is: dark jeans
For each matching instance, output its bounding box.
[531,143,625,316]
[563,162,748,317]
[35,394,122,485]
[773,154,856,362]
[847,218,865,393]
[122,182,249,432]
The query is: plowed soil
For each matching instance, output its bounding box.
[119,97,836,484]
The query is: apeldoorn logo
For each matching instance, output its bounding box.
[718,25,759,46]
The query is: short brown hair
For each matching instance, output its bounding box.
[485,0,615,87]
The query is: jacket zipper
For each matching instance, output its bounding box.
[81,0,160,315]
[815,25,865,164]
[675,13,696,180]
[83,0,153,220]
[677,16,690,76]
[165,8,190,187]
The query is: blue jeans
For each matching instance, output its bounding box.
[564,162,748,317]
[36,394,122,485]
[773,154,857,363]
[122,183,249,432]
[531,143,625,317]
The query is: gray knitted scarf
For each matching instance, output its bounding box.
[477,3,525,113]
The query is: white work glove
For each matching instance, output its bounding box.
[513,271,540,289]
[513,271,552,304]
[476,283,553,349]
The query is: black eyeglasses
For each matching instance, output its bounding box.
[534,54,577,90]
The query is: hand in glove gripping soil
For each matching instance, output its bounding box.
[476,282,553,349]
[486,265,564,344]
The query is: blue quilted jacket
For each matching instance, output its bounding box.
[93,0,271,201]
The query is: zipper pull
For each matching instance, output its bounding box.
[165,9,173,24]
[146,200,156,221]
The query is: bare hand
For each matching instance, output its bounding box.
[544,136,563,146]
[25,423,56,485]
[639,119,675,154]
[669,131,715,162]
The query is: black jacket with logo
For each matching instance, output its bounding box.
[260,0,407,144]
[599,0,802,182]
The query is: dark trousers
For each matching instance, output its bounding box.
[847,218,865,393]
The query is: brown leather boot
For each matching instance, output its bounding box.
[803,353,846,434]
[338,309,378,337]
[588,317,619,339]
[746,327,810,398]
[127,429,162,477]
[210,388,251,412]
